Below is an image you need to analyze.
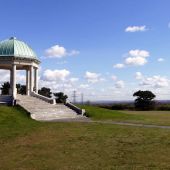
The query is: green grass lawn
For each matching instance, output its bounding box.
[1,105,170,170]
[80,105,170,126]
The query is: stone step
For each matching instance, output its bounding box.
[17,94,86,121]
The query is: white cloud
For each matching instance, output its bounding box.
[111,75,117,81]
[125,49,150,66]
[42,69,70,82]
[0,70,26,85]
[85,71,102,83]
[157,58,165,62]
[113,49,150,68]
[113,63,125,69]
[56,60,68,65]
[125,56,147,66]
[168,22,170,28]
[125,25,147,32]
[16,72,26,84]
[67,50,80,56]
[45,45,66,58]
[138,75,169,88]
[100,78,106,82]
[0,70,10,83]
[135,72,143,80]
[39,79,76,93]
[79,84,89,89]
[45,45,79,58]
[128,49,149,58]
[70,77,79,82]
[115,80,125,89]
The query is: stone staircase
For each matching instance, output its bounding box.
[17,95,87,121]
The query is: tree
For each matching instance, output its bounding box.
[1,82,27,95]
[16,84,26,95]
[1,82,10,95]
[53,92,68,103]
[16,84,21,94]
[38,87,52,98]
[133,90,156,110]
[20,85,26,95]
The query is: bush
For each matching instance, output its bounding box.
[53,92,68,103]
[111,104,134,110]
[38,87,52,98]
[156,104,170,111]
[99,103,134,110]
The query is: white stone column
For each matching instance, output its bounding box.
[26,69,30,95]
[12,64,16,99]
[29,65,34,94]
[9,69,13,95]
[34,67,38,93]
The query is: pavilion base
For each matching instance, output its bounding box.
[12,99,17,106]
[0,95,13,105]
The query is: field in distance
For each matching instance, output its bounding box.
[79,105,170,126]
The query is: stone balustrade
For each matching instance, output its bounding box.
[65,101,85,115]
[30,92,56,105]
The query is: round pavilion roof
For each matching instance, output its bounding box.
[0,37,38,60]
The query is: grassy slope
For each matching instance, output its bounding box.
[1,106,170,169]
[80,105,170,125]
[0,106,40,140]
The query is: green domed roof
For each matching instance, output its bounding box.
[0,37,38,60]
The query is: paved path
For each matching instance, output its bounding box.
[91,120,170,129]
[52,118,170,129]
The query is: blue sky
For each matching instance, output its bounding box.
[0,0,170,101]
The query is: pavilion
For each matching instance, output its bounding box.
[0,37,40,104]
[0,37,85,119]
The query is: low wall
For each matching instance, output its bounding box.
[30,92,85,115]
[65,101,85,115]
[30,92,56,105]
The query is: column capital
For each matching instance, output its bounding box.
[34,66,38,70]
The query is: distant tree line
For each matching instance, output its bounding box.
[99,90,157,111]
[2,81,170,110]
